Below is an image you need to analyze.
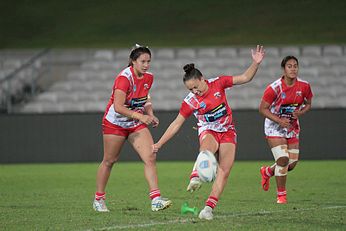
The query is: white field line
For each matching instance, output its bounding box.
[86,205,346,231]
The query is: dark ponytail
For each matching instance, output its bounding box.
[183,63,203,82]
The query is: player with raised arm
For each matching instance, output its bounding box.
[259,56,313,204]
[153,45,265,220]
[93,45,172,212]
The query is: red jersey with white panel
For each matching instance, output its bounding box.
[262,76,313,138]
[179,76,235,135]
[103,66,153,128]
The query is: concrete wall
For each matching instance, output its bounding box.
[0,109,345,163]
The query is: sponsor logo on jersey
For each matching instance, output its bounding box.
[279,103,298,119]
[204,103,227,122]
[296,91,302,96]
[129,96,148,108]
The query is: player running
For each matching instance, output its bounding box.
[153,45,265,220]
[93,45,172,212]
[259,55,313,204]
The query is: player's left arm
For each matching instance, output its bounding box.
[144,94,159,128]
[233,45,265,85]
[292,98,312,119]
[153,114,186,153]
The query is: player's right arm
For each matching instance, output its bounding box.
[259,86,290,128]
[259,100,290,128]
[113,76,154,125]
[153,114,186,153]
[233,45,265,85]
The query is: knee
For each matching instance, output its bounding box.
[288,161,298,171]
[275,157,289,177]
[142,152,157,166]
[274,153,289,176]
[288,149,299,171]
[276,156,289,167]
[272,145,289,166]
[102,157,118,168]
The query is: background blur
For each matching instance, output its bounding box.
[0,0,345,163]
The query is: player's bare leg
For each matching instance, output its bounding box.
[129,128,172,211]
[209,142,235,198]
[94,134,125,212]
[187,133,218,193]
[187,161,202,192]
[288,142,299,171]
[268,138,289,204]
[199,141,235,220]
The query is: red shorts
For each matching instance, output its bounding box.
[266,136,299,145]
[199,129,237,145]
[102,119,147,137]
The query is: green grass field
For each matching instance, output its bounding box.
[0,161,345,230]
[1,0,345,48]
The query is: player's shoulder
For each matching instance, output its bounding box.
[207,76,220,83]
[118,66,132,79]
[297,77,311,86]
[183,92,201,109]
[269,77,282,88]
[144,71,154,81]
[184,92,196,101]
[145,71,153,77]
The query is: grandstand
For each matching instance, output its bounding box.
[1,45,344,113]
[0,49,47,112]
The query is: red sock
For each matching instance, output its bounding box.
[95,192,106,201]
[205,196,218,209]
[277,187,287,197]
[190,170,199,179]
[149,189,161,200]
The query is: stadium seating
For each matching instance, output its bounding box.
[2,45,343,113]
[0,50,46,111]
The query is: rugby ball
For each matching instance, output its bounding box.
[196,151,218,182]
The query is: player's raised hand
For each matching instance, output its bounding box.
[252,45,265,64]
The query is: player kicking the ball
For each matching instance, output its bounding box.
[259,56,313,204]
[153,45,265,220]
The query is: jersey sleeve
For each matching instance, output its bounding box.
[219,75,233,89]
[305,84,313,100]
[179,101,194,118]
[262,86,277,104]
[148,74,154,90]
[114,76,130,93]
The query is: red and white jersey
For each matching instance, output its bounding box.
[103,66,153,128]
[179,76,235,135]
[262,76,313,138]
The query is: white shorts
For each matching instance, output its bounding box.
[264,118,299,139]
